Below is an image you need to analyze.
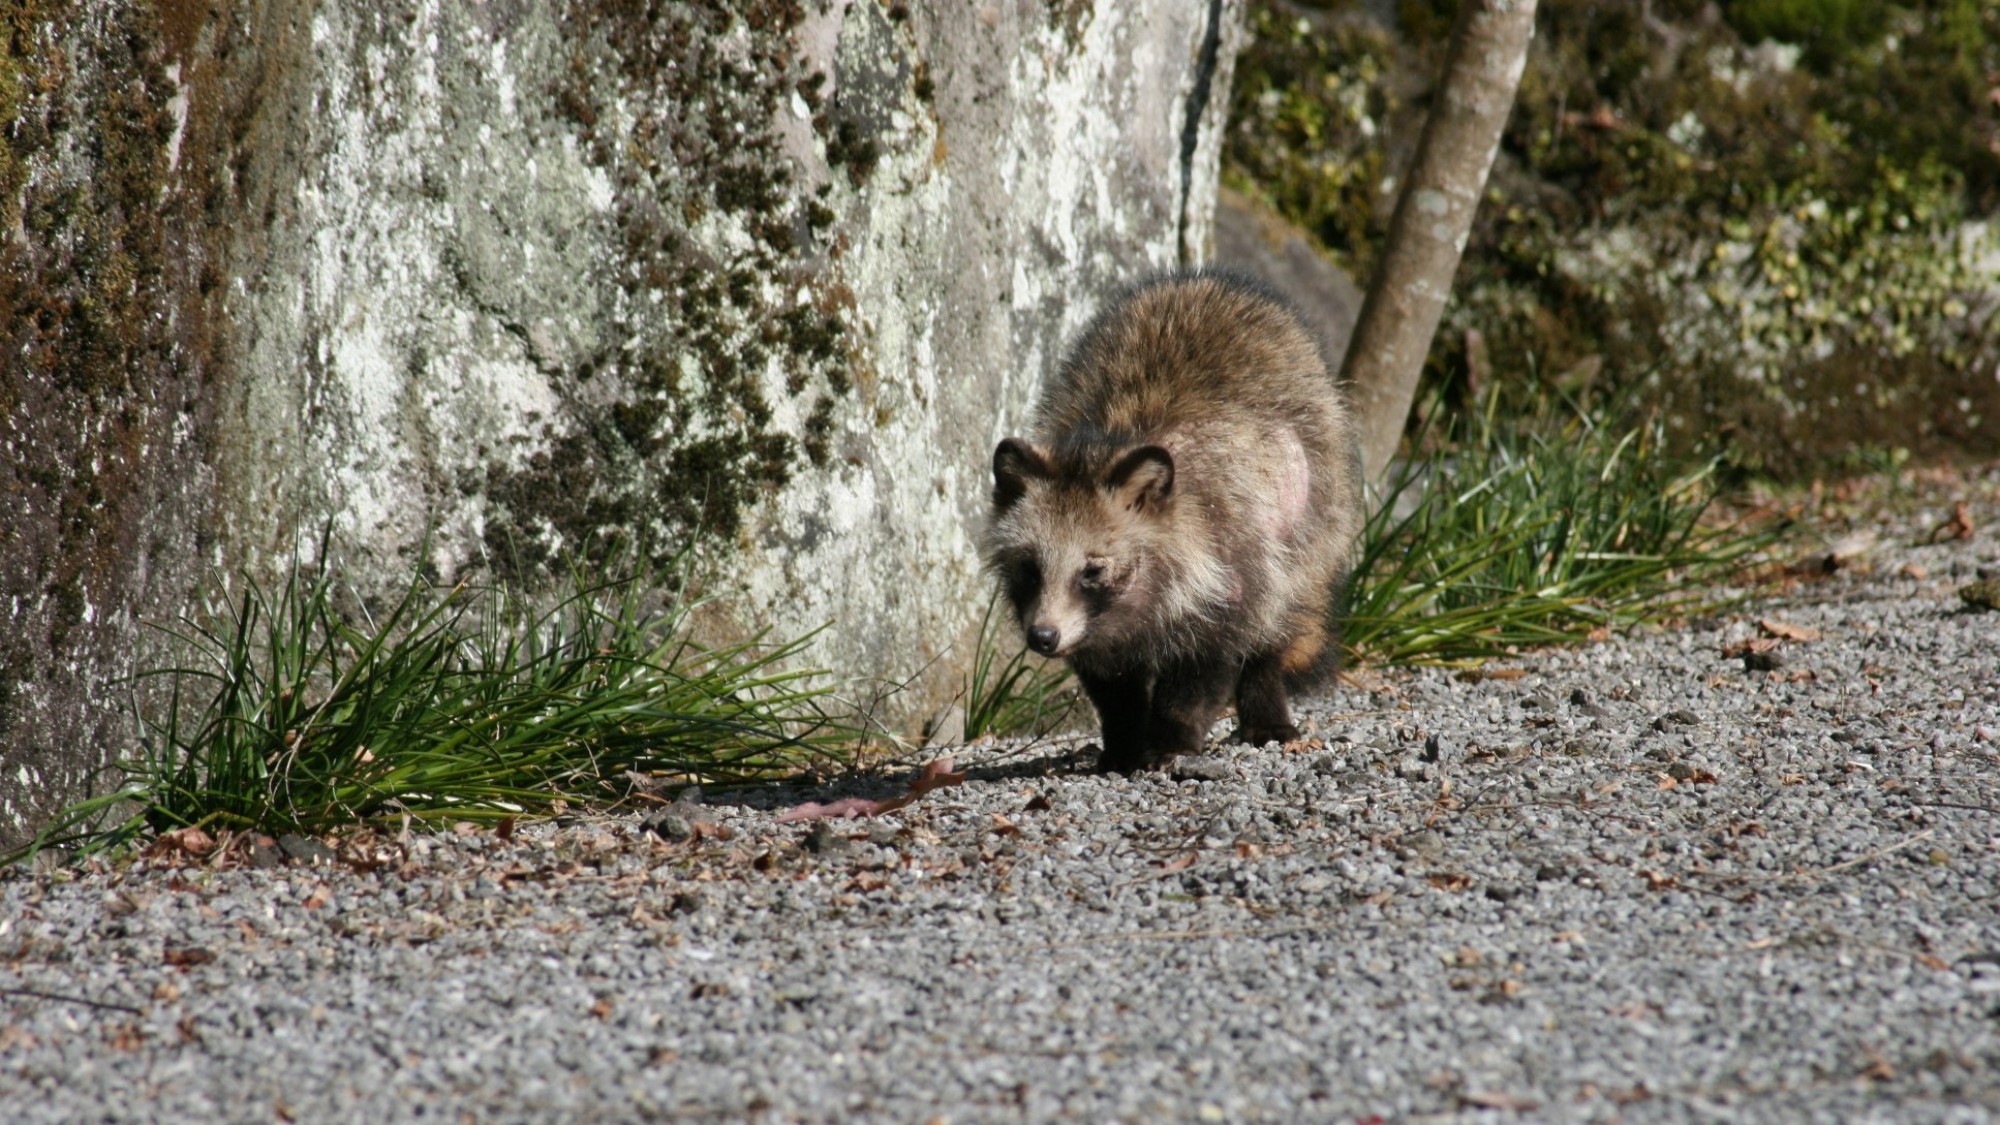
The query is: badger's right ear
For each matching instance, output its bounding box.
[992,438,1051,512]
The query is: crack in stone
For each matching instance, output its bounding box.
[1177,0,1226,266]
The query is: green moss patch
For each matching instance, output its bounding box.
[1225,0,2000,474]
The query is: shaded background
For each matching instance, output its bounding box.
[1225,0,2000,474]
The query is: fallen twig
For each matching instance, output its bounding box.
[1690,829,1937,886]
[1,987,143,1016]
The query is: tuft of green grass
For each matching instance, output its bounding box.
[6,552,845,866]
[1345,390,1774,666]
[961,595,1078,741]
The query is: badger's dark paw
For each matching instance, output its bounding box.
[1233,722,1302,747]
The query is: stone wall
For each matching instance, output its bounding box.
[0,0,1243,844]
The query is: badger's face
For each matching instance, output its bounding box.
[983,438,1174,659]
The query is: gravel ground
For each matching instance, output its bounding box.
[4,478,1998,1123]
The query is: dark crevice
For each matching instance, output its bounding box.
[1176,0,1226,266]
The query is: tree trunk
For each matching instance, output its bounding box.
[1342,0,1537,482]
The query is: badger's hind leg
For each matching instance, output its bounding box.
[1233,650,1302,746]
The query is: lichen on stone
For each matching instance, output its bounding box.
[0,0,222,843]
[482,0,859,577]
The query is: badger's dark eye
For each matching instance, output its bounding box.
[1004,553,1041,598]
[1079,559,1108,587]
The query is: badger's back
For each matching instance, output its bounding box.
[1029,271,1363,665]
[1034,272,1340,450]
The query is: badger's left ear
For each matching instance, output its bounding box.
[1105,445,1174,513]
[993,438,1052,512]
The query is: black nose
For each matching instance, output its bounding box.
[1027,625,1060,656]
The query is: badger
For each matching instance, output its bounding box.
[982,270,1364,772]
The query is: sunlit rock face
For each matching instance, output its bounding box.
[0,0,1242,843]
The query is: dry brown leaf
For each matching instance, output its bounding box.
[301,884,333,911]
[1931,501,1975,543]
[1428,873,1474,892]
[591,996,614,1020]
[1610,1083,1652,1106]
[778,758,966,823]
[1721,636,1781,658]
[1457,667,1527,684]
[1159,852,1197,873]
[164,946,215,969]
[0,1025,39,1051]
[1459,1091,1540,1111]
[910,758,967,794]
[1757,618,1821,642]
[146,825,216,861]
[622,769,669,795]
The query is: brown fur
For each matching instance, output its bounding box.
[982,270,1364,771]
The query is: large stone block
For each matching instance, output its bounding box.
[0,0,1242,844]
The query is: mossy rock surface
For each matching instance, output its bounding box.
[0,0,1243,845]
[1226,0,2000,474]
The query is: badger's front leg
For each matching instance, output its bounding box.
[1134,657,1236,769]
[1073,666,1149,772]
